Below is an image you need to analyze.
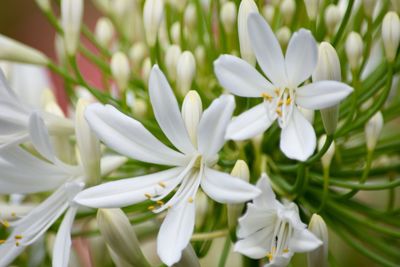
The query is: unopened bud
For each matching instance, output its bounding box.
[61,0,83,56]
[176,51,196,95]
[54,34,66,64]
[318,135,335,169]
[228,160,250,241]
[365,111,383,151]
[95,17,114,47]
[345,32,363,71]
[280,0,296,25]
[304,0,320,20]
[182,91,202,146]
[76,99,101,185]
[143,0,164,46]
[171,22,181,45]
[0,35,49,65]
[129,42,148,71]
[194,46,206,67]
[165,45,182,81]
[221,2,237,34]
[111,52,130,91]
[308,214,328,267]
[262,5,275,24]
[313,42,341,134]
[276,26,291,48]
[324,4,341,35]
[238,0,259,66]
[382,12,400,63]
[184,3,197,30]
[97,209,151,267]
[174,245,200,267]
[35,0,51,12]
[362,0,377,18]
[141,57,152,83]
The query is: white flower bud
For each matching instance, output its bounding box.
[362,0,377,18]
[129,42,148,71]
[313,42,341,134]
[276,26,291,48]
[382,12,400,63]
[345,32,363,71]
[318,135,335,169]
[194,46,206,67]
[324,4,341,35]
[308,214,328,267]
[280,0,296,25]
[111,52,131,91]
[262,5,275,24]
[171,22,181,44]
[182,90,202,146]
[141,57,152,83]
[0,35,49,65]
[184,3,197,30]
[365,111,383,151]
[238,0,259,66]
[220,2,237,34]
[176,51,196,95]
[165,45,182,81]
[54,34,66,64]
[95,17,114,48]
[143,0,164,46]
[61,0,83,56]
[35,0,51,12]
[97,209,150,267]
[75,99,101,185]
[303,0,320,20]
[227,160,250,239]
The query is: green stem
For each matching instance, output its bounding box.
[318,166,330,211]
[332,0,355,47]
[218,237,231,267]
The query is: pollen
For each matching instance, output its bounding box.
[158,181,166,188]
[285,97,292,105]
[276,108,282,117]
[283,248,289,253]
[144,193,152,199]
[274,88,280,96]
[14,235,22,240]
[15,242,20,247]
[266,252,273,262]
[1,220,9,228]
[11,212,16,217]
[188,197,194,203]
[156,200,164,205]
[148,205,155,211]
[277,100,284,107]
[0,240,5,244]
[261,92,273,102]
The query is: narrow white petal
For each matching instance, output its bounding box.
[85,103,187,166]
[280,107,316,161]
[100,155,127,177]
[247,13,287,86]
[265,253,293,267]
[28,112,56,163]
[252,174,278,209]
[74,167,184,208]
[52,206,78,267]
[234,227,272,259]
[197,95,235,157]
[214,55,274,97]
[289,229,322,253]
[149,65,196,154]
[157,201,196,266]
[295,81,353,110]
[201,168,260,203]
[0,242,24,267]
[285,29,318,87]
[237,203,276,238]
[226,103,273,140]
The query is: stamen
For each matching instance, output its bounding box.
[0,240,5,244]
[261,92,273,102]
[188,197,194,203]
[274,88,280,96]
[148,205,155,211]
[1,220,9,228]
[156,200,164,205]
[266,252,273,262]
[14,235,22,240]
[276,108,282,117]
[144,193,152,199]
[11,212,16,217]
[158,182,166,188]
[15,242,20,247]
[283,248,289,253]
[277,100,284,107]
[285,97,292,105]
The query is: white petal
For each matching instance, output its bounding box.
[280,107,316,161]
[265,252,293,267]
[52,206,77,267]
[149,65,196,154]
[295,81,353,110]
[100,155,127,177]
[157,201,196,266]
[253,174,278,209]
[247,13,287,86]
[237,203,276,238]
[85,103,187,166]
[74,167,184,208]
[226,103,273,140]
[201,168,260,203]
[290,228,322,253]
[285,29,318,87]
[28,112,56,163]
[234,227,272,259]
[214,55,274,97]
[0,241,24,267]
[197,95,235,157]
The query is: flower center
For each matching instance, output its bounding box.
[262,88,295,128]
[266,218,293,262]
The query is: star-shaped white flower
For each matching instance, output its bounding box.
[214,12,353,161]
[235,174,322,267]
[75,65,261,266]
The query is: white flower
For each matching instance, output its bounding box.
[61,0,84,55]
[214,13,353,161]
[235,174,322,267]
[74,65,260,266]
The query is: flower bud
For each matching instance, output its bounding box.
[129,42,148,71]
[141,57,152,83]
[220,2,237,34]
[171,22,181,45]
[227,160,250,240]
[182,90,202,146]
[280,0,296,25]
[184,3,197,30]
[365,111,383,151]
[111,52,131,91]
[276,26,291,48]
[75,99,101,185]
[95,17,114,48]
[262,5,275,24]
[176,51,196,95]
[382,12,400,63]
[35,0,51,12]
[362,0,377,18]
[61,0,83,56]
[143,0,164,46]
[318,135,335,170]
[303,0,320,20]
[324,4,341,35]
[165,45,182,81]
[313,42,341,134]
[308,214,328,267]
[0,35,49,65]
[97,209,151,267]
[345,32,363,71]
[194,46,206,67]
[54,34,67,64]
[238,0,259,66]
[174,245,200,267]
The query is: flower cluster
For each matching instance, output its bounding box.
[0,0,399,267]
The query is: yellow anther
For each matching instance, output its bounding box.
[266,252,273,262]
[261,92,273,102]
[14,235,22,240]
[0,240,5,244]
[148,205,155,211]
[167,205,172,209]
[15,242,20,247]
[1,220,9,228]
[144,193,152,199]
[285,97,292,105]
[276,108,282,117]
[11,212,16,217]
[283,248,289,253]
[188,197,194,203]
[156,200,164,205]
[158,182,166,188]
[274,88,280,96]
[277,100,284,107]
